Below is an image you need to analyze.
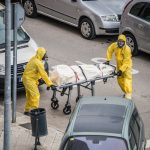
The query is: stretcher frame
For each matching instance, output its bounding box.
[50,64,116,115]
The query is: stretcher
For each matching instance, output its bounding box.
[49,63,116,115]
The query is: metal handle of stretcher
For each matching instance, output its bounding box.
[50,64,117,115]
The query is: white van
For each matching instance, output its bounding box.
[0,4,48,92]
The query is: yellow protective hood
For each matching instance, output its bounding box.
[35,47,46,60]
[118,34,126,43]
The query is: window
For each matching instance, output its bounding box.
[0,10,30,49]
[129,128,137,150]
[133,108,141,128]
[130,2,145,17]
[140,4,150,22]
[130,117,140,145]
[129,108,141,149]
[64,136,128,150]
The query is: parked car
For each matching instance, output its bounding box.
[21,0,126,39]
[0,4,49,92]
[119,0,150,56]
[59,96,146,150]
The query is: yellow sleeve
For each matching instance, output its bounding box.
[37,61,53,86]
[119,46,132,72]
[106,43,115,61]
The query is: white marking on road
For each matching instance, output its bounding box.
[91,57,139,75]
[146,140,150,148]
[75,61,86,65]
[91,57,107,64]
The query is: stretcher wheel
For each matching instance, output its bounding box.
[63,106,71,115]
[51,101,59,109]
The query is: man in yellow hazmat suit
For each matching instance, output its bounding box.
[105,34,132,99]
[23,47,55,116]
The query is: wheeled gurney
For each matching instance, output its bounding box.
[49,63,116,115]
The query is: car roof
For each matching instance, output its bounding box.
[69,96,134,137]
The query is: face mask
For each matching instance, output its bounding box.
[117,40,125,48]
[42,53,48,60]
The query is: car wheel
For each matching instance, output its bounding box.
[125,33,138,56]
[79,18,96,40]
[23,0,37,18]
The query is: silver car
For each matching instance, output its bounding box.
[119,0,150,56]
[59,96,146,150]
[22,0,126,39]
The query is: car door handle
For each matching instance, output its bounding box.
[138,24,144,29]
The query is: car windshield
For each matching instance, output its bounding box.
[0,10,30,49]
[64,136,128,150]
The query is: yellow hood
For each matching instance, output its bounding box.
[35,47,46,60]
[118,34,126,43]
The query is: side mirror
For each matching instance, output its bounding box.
[71,0,77,2]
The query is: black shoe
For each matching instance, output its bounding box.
[24,112,30,116]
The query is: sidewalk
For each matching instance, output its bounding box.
[0,106,64,150]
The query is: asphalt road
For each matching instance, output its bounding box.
[3,14,150,143]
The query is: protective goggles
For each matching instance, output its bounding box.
[117,40,125,48]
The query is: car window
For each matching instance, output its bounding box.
[129,108,141,149]
[133,108,141,127]
[130,118,140,146]
[129,128,138,150]
[64,136,128,150]
[130,2,145,17]
[140,4,150,22]
[0,10,30,49]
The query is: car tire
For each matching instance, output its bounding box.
[23,0,37,18]
[79,18,96,40]
[125,33,139,56]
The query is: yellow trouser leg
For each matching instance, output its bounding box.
[117,69,132,100]
[25,90,31,112]
[117,77,125,93]
[25,86,40,112]
[124,78,132,99]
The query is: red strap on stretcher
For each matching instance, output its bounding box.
[70,67,80,83]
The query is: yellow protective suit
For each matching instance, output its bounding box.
[106,34,132,99]
[22,47,53,112]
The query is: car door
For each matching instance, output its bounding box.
[36,0,54,16]
[128,2,145,51]
[138,3,150,52]
[52,0,79,26]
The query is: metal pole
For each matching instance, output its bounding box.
[4,0,12,149]
[12,3,17,123]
